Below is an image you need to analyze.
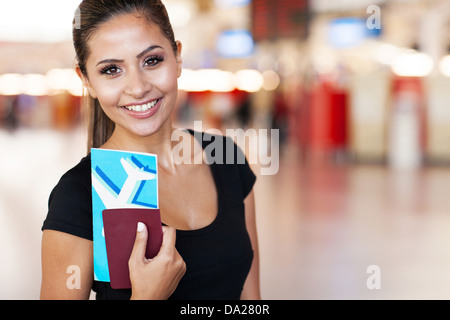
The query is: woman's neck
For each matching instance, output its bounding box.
[102,123,178,174]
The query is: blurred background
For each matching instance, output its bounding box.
[2,0,450,299]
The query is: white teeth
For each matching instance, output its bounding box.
[124,99,159,112]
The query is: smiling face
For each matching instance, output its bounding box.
[78,13,182,143]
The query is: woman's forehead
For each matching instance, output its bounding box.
[87,14,170,61]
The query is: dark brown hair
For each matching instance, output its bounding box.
[73,0,177,151]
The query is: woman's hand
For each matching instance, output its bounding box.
[128,223,186,300]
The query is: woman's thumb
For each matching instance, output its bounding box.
[129,222,148,264]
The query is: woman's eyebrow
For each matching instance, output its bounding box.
[96,58,123,67]
[136,45,163,59]
[96,45,163,67]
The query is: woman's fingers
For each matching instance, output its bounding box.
[158,226,176,254]
[128,224,186,300]
[129,222,148,265]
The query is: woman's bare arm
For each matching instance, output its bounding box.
[40,230,94,300]
[240,190,262,300]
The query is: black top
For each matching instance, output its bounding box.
[42,130,256,300]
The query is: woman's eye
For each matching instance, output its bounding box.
[144,56,164,67]
[100,65,121,76]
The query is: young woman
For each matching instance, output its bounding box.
[40,0,260,300]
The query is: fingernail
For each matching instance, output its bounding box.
[137,222,145,232]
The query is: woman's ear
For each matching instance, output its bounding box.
[175,41,183,78]
[75,65,97,98]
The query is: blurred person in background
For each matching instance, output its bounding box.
[271,89,288,146]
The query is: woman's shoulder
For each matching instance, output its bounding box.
[184,128,239,154]
[43,154,93,240]
[48,154,92,209]
[58,154,91,188]
[67,154,91,176]
[184,128,256,196]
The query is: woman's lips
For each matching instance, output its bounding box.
[121,98,162,119]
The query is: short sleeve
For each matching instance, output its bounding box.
[42,156,93,240]
[188,129,256,199]
[234,140,256,199]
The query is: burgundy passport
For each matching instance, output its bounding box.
[102,208,163,289]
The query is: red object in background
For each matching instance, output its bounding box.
[52,93,81,130]
[390,76,427,151]
[330,88,348,148]
[301,81,348,158]
[388,76,427,168]
[252,0,309,41]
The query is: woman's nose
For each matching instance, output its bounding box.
[124,69,151,99]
